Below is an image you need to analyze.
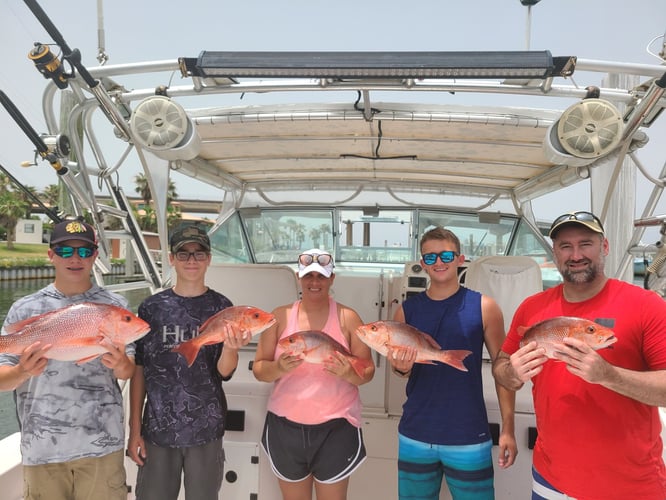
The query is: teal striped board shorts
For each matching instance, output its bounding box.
[398,433,494,500]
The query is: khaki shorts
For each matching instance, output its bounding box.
[23,449,127,500]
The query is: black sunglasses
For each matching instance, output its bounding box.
[53,246,96,259]
[174,251,209,262]
[550,211,605,233]
[422,251,459,265]
[298,253,332,266]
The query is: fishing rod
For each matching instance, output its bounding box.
[0,89,96,213]
[0,161,62,224]
[0,90,68,176]
[23,0,132,140]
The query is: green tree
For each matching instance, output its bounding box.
[18,185,38,219]
[134,173,179,206]
[42,184,60,210]
[0,173,30,250]
[133,173,181,231]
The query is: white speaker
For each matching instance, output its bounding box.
[543,98,623,165]
[130,96,201,160]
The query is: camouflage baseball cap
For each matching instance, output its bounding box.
[170,224,211,252]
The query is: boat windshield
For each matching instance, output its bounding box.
[207,207,562,287]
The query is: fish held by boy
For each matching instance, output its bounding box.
[0,302,150,364]
[172,305,276,366]
[278,330,373,378]
[518,316,617,358]
[355,320,472,372]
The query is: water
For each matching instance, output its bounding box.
[0,278,151,441]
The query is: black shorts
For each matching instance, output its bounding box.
[261,411,366,484]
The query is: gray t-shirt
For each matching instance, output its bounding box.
[0,283,134,465]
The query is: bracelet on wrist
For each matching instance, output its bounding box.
[394,367,411,377]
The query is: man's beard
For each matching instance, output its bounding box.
[560,251,605,284]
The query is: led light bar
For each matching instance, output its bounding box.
[180,51,576,80]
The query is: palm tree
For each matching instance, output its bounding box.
[134,173,179,206]
[18,185,38,219]
[134,173,151,208]
[42,184,60,210]
[319,224,332,248]
[0,174,30,250]
[133,173,180,231]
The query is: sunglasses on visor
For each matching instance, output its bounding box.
[298,253,332,266]
[53,246,96,259]
[422,251,459,265]
[549,211,605,233]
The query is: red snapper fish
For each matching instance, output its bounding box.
[355,320,472,372]
[0,302,150,364]
[172,305,276,366]
[278,330,373,378]
[518,316,617,358]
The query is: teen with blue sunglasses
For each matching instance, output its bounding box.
[0,218,135,499]
[389,226,517,500]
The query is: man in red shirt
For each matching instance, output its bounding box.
[493,211,666,500]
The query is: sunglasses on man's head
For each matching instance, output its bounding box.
[298,253,332,266]
[550,211,605,233]
[53,246,96,259]
[422,251,458,265]
[174,251,209,262]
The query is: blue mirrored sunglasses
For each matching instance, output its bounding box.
[422,251,458,265]
[53,246,96,259]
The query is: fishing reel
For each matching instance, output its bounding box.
[41,134,71,159]
[22,134,71,174]
[28,43,72,89]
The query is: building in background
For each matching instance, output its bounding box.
[14,219,43,245]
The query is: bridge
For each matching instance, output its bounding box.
[95,196,223,215]
[31,196,223,216]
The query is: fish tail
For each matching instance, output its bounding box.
[437,349,472,372]
[171,341,200,367]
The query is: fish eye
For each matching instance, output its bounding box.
[586,326,596,333]
[371,325,377,331]
[123,315,132,322]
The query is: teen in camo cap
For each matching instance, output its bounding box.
[169,224,211,252]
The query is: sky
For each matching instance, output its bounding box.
[0,0,665,229]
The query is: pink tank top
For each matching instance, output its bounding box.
[266,297,362,427]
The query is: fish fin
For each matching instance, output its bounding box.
[171,341,199,367]
[349,357,374,378]
[75,354,102,365]
[436,349,472,372]
[3,312,54,335]
[198,315,218,334]
[420,332,443,350]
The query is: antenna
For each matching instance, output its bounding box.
[520,0,542,50]
[96,0,108,64]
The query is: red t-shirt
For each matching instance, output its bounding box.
[502,279,666,500]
